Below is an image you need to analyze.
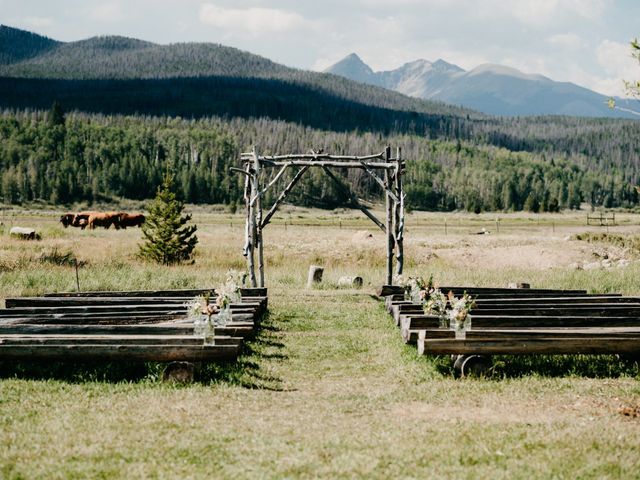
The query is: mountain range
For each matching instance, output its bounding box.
[325,53,637,118]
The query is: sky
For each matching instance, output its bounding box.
[2,0,639,97]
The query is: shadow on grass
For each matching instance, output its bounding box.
[428,353,640,379]
[0,359,163,383]
[198,311,294,391]
[488,354,640,379]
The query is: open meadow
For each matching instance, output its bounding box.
[1,206,640,478]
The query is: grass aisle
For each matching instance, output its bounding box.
[1,288,640,478]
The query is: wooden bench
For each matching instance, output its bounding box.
[0,287,269,381]
[380,284,640,377]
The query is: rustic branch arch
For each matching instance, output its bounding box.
[233,147,405,287]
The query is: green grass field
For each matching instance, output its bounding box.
[1,207,640,478]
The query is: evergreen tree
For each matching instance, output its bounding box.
[138,173,198,265]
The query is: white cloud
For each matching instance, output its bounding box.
[490,0,609,27]
[199,3,309,35]
[23,16,53,28]
[594,39,639,96]
[546,33,587,50]
[86,3,125,22]
[597,39,635,74]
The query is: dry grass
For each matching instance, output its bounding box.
[1,207,640,478]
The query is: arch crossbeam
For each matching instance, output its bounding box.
[234,147,405,287]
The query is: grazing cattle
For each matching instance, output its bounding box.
[87,212,120,229]
[72,211,95,229]
[59,213,75,228]
[106,211,122,230]
[118,213,145,229]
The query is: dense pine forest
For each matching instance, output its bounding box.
[1,25,639,212]
[1,108,638,212]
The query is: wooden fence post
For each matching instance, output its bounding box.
[253,149,265,288]
[395,146,404,276]
[385,146,394,284]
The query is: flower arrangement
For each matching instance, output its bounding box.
[189,293,216,345]
[394,274,430,304]
[214,269,247,326]
[446,291,476,339]
[424,288,448,327]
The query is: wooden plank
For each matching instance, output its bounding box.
[43,288,216,298]
[404,327,640,344]
[417,338,640,356]
[400,315,439,330]
[5,297,193,308]
[0,305,189,316]
[474,295,630,305]
[0,313,256,326]
[450,292,600,299]
[0,312,186,321]
[0,344,239,362]
[437,286,587,294]
[384,295,406,310]
[377,285,405,297]
[401,314,640,329]
[0,335,243,346]
[0,323,255,337]
[473,299,640,309]
[240,287,267,297]
[0,304,260,316]
[471,307,640,317]
[392,304,423,325]
[4,298,262,310]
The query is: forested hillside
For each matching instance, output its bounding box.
[1,109,637,212]
[0,25,470,119]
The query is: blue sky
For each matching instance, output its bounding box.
[2,0,639,96]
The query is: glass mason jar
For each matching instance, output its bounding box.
[193,314,207,337]
[411,289,423,304]
[203,316,216,345]
[229,291,242,305]
[452,315,472,340]
[216,306,232,327]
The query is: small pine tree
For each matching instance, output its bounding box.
[138,173,198,265]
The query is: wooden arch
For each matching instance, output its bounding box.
[233,147,405,287]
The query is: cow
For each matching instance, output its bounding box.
[72,211,95,229]
[106,211,122,229]
[118,213,145,229]
[59,213,75,228]
[87,212,120,229]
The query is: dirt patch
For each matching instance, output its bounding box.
[390,397,616,424]
[351,230,375,244]
[419,235,630,271]
[618,404,640,418]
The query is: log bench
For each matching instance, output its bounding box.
[380,284,640,377]
[0,287,269,382]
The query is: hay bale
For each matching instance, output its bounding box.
[338,276,363,289]
[9,227,40,240]
[351,230,374,243]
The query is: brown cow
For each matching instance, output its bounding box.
[87,212,120,229]
[59,213,75,228]
[118,213,145,229]
[72,211,95,229]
